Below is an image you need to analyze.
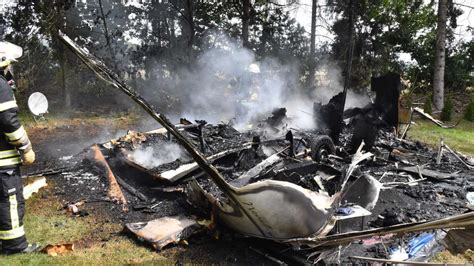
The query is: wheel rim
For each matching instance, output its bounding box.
[316,147,330,162]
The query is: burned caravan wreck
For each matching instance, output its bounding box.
[114,120,371,241]
[313,72,401,152]
[59,32,474,263]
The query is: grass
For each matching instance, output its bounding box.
[406,119,474,156]
[19,111,141,130]
[0,188,168,265]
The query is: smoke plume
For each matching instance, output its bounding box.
[140,33,370,133]
[131,143,187,168]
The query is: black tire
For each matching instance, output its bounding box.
[310,135,335,162]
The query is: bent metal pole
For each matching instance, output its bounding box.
[57,31,270,237]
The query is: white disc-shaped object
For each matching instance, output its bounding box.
[28,92,48,116]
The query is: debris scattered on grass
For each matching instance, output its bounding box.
[41,243,74,256]
[23,176,47,200]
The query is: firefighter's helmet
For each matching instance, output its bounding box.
[0,41,22,83]
[248,63,261,74]
[0,41,22,68]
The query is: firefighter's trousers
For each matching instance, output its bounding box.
[0,167,27,252]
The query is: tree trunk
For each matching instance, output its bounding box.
[167,5,176,50]
[433,0,447,111]
[258,3,269,55]
[242,0,250,48]
[184,0,195,49]
[60,47,70,108]
[307,0,318,88]
[98,0,115,62]
[342,0,355,110]
[55,3,70,108]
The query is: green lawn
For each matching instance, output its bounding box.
[0,188,168,265]
[407,119,474,156]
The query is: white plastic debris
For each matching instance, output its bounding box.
[467,192,474,207]
[389,246,409,261]
[23,177,47,199]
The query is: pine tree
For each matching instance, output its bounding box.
[440,95,453,121]
[464,94,474,122]
[423,95,433,114]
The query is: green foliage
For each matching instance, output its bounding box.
[423,95,433,114]
[441,95,454,121]
[445,42,474,91]
[328,0,471,92]
[329,0,438,88]
[464,94,474,122]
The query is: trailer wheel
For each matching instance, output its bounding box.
[310,135,335,162]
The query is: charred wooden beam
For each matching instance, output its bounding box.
[115,175,149,202]
[395,165,459,181]
[89,144,128,210]
[231,151,284,187]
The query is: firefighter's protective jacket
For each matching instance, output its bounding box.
[0,74,31,248]
[0,76,31,168]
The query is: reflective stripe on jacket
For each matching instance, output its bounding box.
[0,76,31,167]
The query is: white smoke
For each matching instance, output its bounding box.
[284,96,316,130]
[310,60,371,111]
[131,143,186,168]
[173,33,299,130]
[140,33,370,134]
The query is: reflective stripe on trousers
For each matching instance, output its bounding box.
[0,225,24,240]
[0,168,27,247]
[10,194,19,228]
[0,194,25,240]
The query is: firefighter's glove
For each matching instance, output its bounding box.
[22,149,35,165]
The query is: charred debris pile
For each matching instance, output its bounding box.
[48,33,474,264]
[45,73,473,264]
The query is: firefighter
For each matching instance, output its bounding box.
[0,44,38,254]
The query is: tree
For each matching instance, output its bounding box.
[242,0,251,48]
[307,0,317,88]
[433,0,447,110]
[327,0,466,93]
[98,0,115,62]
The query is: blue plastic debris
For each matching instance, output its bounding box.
[407,233,434,258]
[336,207,354,216]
